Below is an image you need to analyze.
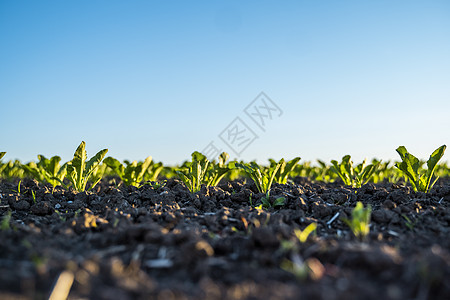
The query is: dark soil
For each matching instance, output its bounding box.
[1,177,449,299]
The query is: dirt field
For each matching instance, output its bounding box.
[1,177,449,299]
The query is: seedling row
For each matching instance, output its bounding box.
[0,143,447,194]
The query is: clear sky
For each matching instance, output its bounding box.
[1,0,449,165]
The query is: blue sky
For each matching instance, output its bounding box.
[1,0,449,165]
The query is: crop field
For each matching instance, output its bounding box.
[0,142,449,299]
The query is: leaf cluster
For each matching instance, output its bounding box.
[331,155,380,188]
[104,156,153,187]
[269,157,301,184]
[176,151,233,193]
[234,160,283,195]
[395,145,446,193]
[23,155,67,188]
[260,196,286,209]
[144,161,164,182]
[342,201,371,241]
[65,141,108,192]
[0,159,24,179]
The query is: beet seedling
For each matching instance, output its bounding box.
[176,152,233,193]
[144,161,164,182]
[342,201,371,241]
[331,155,380,188]
[234,160,283,196]
[104,156,153,187]
[205,152,234,187]
[294,222,317,243]
[23,155,67,189]
[260,195,286,209]
[280,223,317,254]
[176,152,210,193]
[65,141,108,192]
[143,180,166,190]
[270,157,301,184]
[395,145,446,193]
[0,156,24,179]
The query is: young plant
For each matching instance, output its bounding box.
[294,222,317,243]
[176,152,210,193]
[204,152,234,187]
[280,223,317,254]
[143,180,166,190]
[342,201,371,241]
[144,161,164,182]
[12,180,22,196]
[314,160,334,182]
[0,152,5,160]
[330,155,380,188]
[1,160,25,179]
[65,141,108,192]
[234,160,283,196]
[395,145,446,193]
[261,196,286,209]
[270,157,301,184]
[23,155,67,188]
[104,156,153,187]
[176,152,233,193]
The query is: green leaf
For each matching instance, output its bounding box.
[0,152,6,160]
[395,146,420,182]
[71,141,87,190]
[275,157,301,184]
[146,162,164,182]
[48,156,61,177]
[66,142,108,192]
[294,223,317,243]
[266,161,282,195]
[104,157,125,178]
[85,148,108,179]
[331,158,352,186]
[261,196,271,208]
[192,151,207,163]
[273,196,286,207]
[136,156,153,183]
[395,145,446,193]
[342,202,371,241]
[424,145,446,191]
[342,155,353,180]
[175,170,193,192]
[56,162,67,179]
